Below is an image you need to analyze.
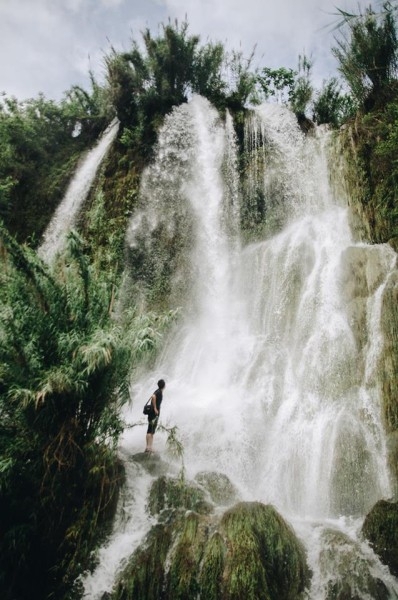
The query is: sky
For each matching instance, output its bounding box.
[0,0,376,101]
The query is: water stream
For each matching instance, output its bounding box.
[38,118,119,263]
[82,97,398,599]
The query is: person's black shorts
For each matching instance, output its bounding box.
[147,413,159,434]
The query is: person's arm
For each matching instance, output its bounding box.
[151,393,159,415]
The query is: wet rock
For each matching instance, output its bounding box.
[340,245,394,356]
[220,502,310,600]
[195,470,240,505]
[362,499,398,578]
[380,271,398,430]
[111,523,175,600]
[319,528,390,600]
[130,451,170,477]
[110,498,309,600]
[330,420,379,516]
[148,475,212,517]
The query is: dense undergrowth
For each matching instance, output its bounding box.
[0,226,176,599]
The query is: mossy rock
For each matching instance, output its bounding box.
[195,470,240,505]
[111,522,175,600]
[130,452,170,477]
[148,475,212,517]
[110,500,309,600]
[319,528,390,600]
[198,531,226,599]
[164,511,209,600]
[362,499,398,578]
[220,502,310,600]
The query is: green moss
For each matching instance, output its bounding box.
[195,471,239,505]
[111,492,309,600]
[362,499,398,578]
[148,475,211,517]
[380,271,398,431]
[112,523,174,600]
[165,511,207,600]
[220,502,309,600]
[199,531,226,599]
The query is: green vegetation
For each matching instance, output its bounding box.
[334,3,398,243]
[0,226,174,599]
[111,490,310,600]
[312,77,355,127]
[0,84,111,244]
[333,3,398,110]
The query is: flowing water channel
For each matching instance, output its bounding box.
[38,118,119,262]
[82,97,398,599]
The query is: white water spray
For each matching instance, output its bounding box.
[38,119,119,262]
[83,100,398,599]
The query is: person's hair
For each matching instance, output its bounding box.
[158,379,166,389]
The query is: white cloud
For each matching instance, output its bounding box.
[0,0,363,99]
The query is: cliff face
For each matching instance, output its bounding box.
[334,123,398,499]
[331,117,398,576]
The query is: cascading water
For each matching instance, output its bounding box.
[82,97,398,599]
[38,118,119,262]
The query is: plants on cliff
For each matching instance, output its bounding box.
[256,66,296,104]
[0,87,110,244]
[0,226,174,600]
[289,54,314,117]
[104,20,278,156]
[333,2,398,110]
[312,77,355,127]
[105,20,227,155]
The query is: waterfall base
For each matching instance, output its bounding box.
[107,460,310,600]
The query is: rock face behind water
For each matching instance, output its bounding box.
[362,499,398,579]
[318,528,390,600]
[110,473,310,600]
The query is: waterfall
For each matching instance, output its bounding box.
[38,118,119,262]
[82,99,398,599]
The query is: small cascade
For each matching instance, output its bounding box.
[38,118,119,262]
[82,100,398,599]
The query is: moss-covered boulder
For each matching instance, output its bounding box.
[195,470,240,505]
[148,475,212,517]
[130,451,171,477]
[111,522,175,600]
[220,502,310,600]
[362,499,398,578]
[110,497,309,600]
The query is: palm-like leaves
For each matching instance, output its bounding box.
[333,3,398,108]
[0,225,176,598]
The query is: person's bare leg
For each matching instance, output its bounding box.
[146,433,153,452]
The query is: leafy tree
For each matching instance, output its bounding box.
[0,85,110,243]
[224,48,258,108]
[105,20,260,154]
[256,66,296,104]
[289,54,314,116]
[105,20,204,153]
[312,77,355,127]
[191,41,226,105]
[0,226,175,599]
[333,2,398,109]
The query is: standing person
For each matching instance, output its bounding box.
[145,379,166,453]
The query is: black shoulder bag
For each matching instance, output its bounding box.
[143,394,153,415]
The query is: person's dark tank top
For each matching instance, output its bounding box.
[154,388,163,412]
